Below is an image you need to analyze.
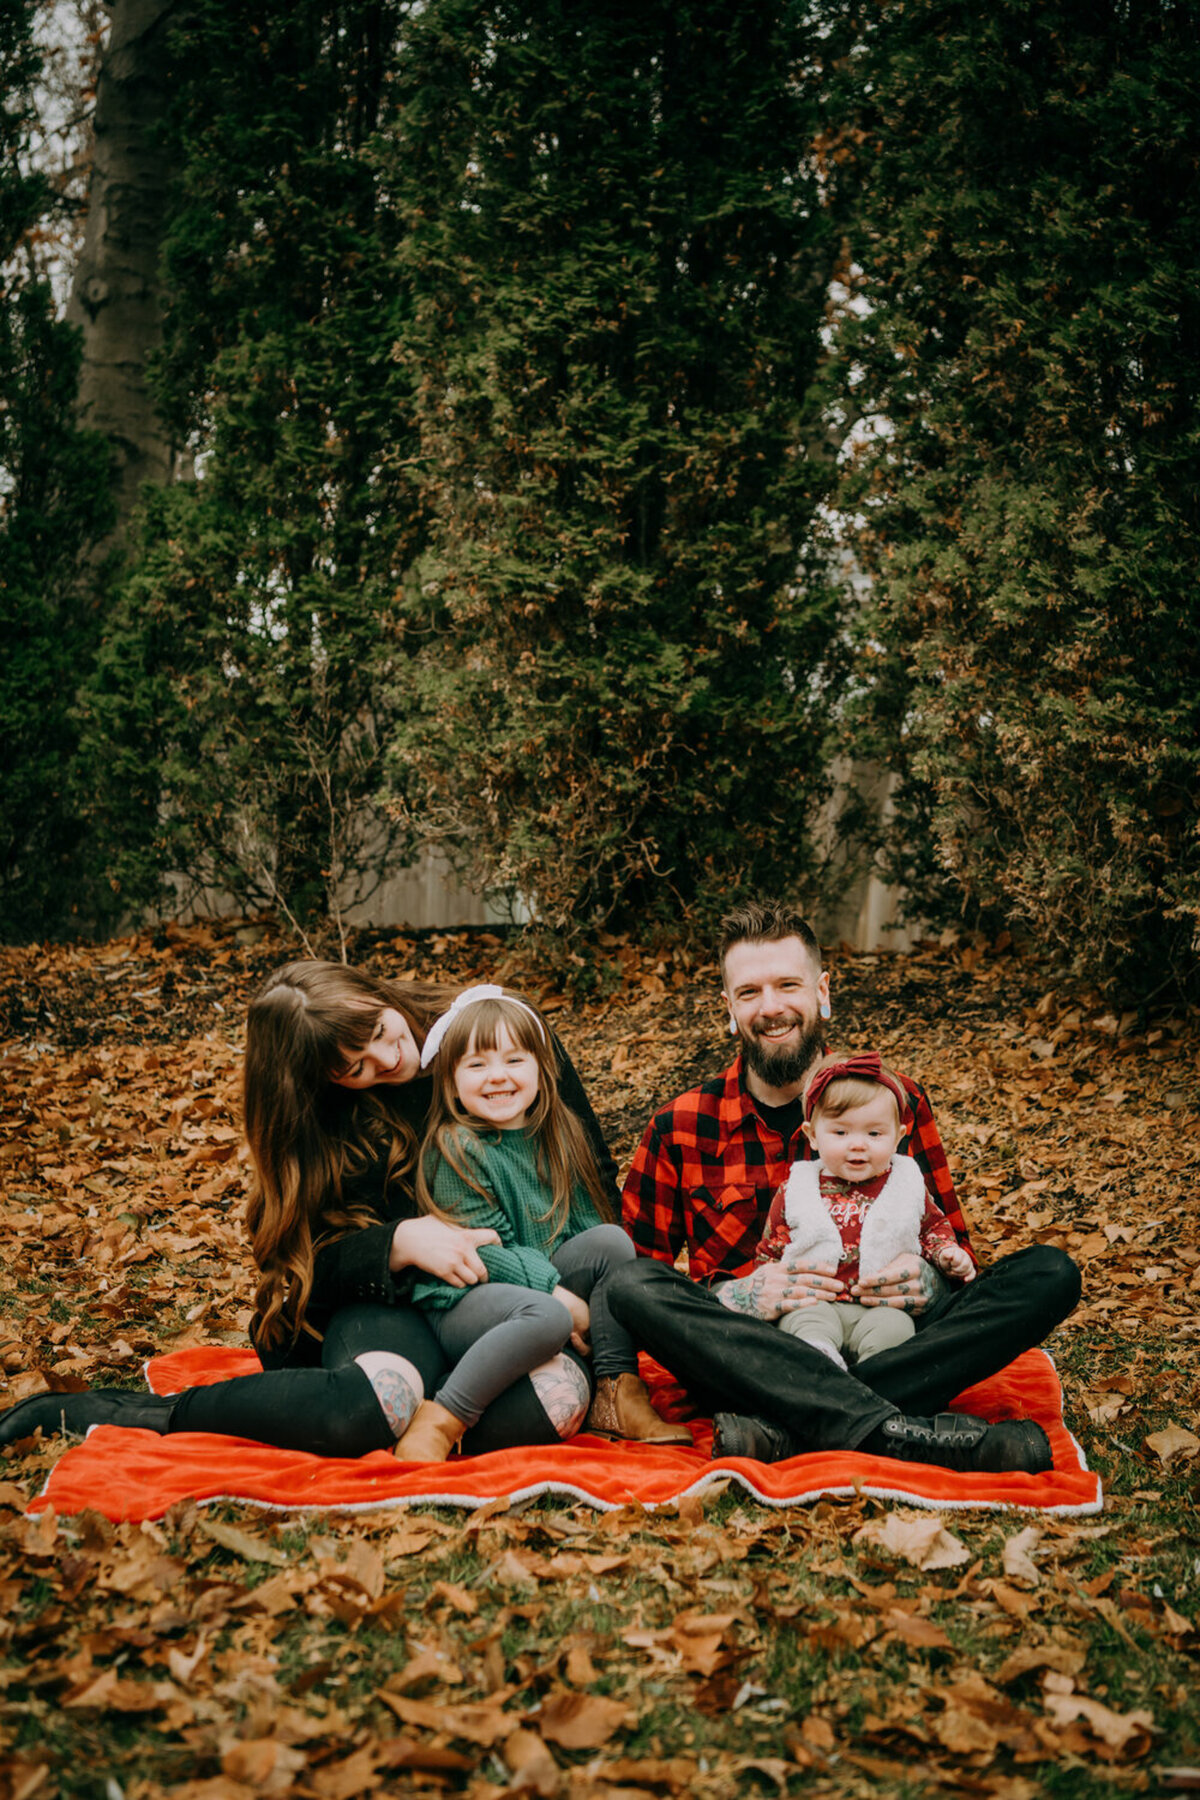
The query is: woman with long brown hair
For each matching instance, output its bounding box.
[0,961,615,1457]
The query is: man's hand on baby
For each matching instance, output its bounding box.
[852,1254,939,1313]
[719,1259,844,1321]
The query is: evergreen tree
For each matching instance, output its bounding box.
[0,0,112,940]
[837,0,1200,990]
[82,0,423,930]
[386,0,849,937]
[65,0,180,544]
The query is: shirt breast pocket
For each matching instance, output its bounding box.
[686,1182,772,1224]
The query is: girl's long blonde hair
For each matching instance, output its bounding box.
[416,995,612,1234]
[243,960,457,1349]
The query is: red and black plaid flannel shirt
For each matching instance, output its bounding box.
[621,1055,976,1286]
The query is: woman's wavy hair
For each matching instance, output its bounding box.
[243,960,457,1349]
[416,995,612,1235]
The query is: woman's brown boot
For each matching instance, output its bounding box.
[393,1400,468,1463]
[586,1374,692,1446]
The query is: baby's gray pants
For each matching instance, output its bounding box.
[779,1299,915,1365]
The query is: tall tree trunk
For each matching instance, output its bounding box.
[66,0,180,538]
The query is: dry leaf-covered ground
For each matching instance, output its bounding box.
[1,923,1198,1800]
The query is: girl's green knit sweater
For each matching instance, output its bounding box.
[408,1126,606,1311]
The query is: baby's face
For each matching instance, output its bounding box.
[804,1089,902,1184]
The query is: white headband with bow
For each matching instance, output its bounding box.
[419,984,547,1069]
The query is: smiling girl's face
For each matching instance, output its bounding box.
[452,1022,540,1129]
[330,1008,421,1090]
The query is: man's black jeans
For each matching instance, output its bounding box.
[606,1245,1081,1451]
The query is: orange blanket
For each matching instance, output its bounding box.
[30,1346,1101,1522]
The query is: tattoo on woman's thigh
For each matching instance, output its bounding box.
[530,1355,590,1437]
[363,1360,420,1432]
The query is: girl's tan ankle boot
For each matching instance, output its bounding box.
[393,1400,467,1463]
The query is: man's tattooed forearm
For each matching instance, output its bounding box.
[718,1270,780,1320]
[718,1276,760,1317]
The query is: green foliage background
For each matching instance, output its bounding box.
[79,0,422,929]
[0,2,113,938]
[384,0,848,935]
[834,0,1200,989]
[4,0,1198,989]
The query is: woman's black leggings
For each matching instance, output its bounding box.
[168,1301,586,1457]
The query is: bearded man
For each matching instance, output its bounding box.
[609,901,1080,1472]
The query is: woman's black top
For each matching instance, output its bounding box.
[257,1037,619,1368]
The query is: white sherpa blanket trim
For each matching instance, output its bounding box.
[781,1154,928,1280]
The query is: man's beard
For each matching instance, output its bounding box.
[741,1015,825,1090]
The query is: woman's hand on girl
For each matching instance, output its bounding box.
[556,1286,592,1355]
[389,1218,500,1285]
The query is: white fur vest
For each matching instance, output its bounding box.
[781,1154,927,1280]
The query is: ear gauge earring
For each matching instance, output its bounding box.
[728,1017,739,1036]
[819,1002,832,1021]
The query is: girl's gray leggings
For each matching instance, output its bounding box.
[426,1224,637,1427]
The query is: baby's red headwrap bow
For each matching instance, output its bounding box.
[803,1051,908,1121]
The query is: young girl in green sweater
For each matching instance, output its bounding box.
[394,988,690,1461]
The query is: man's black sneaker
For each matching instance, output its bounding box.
[863,1411,1052,1475]
[0,1388,175,1451]
[712,1412,798,1464]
